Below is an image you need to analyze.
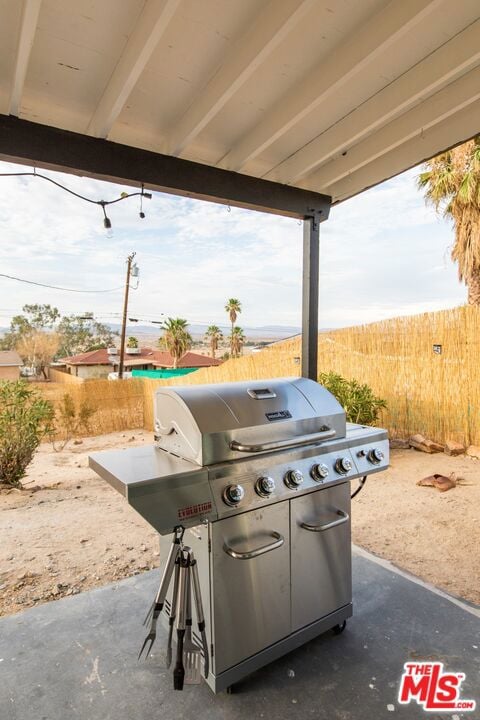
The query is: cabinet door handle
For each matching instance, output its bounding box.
[300,509,349,533]
[223,531,284,559]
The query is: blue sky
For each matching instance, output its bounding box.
[0,159,465,330]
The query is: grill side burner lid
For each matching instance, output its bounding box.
[154,377,346,466]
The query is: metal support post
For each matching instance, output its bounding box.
[301,216,320,380]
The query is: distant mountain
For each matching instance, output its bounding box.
[251,325,301,335]
[0,323,301,342]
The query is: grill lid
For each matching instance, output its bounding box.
[154,377,346,466]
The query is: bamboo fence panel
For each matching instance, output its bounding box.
[36,305,480,445]
[314,306,478,444]
[35,379,144,437]
[142,306,480,445]
[49,368,85,384]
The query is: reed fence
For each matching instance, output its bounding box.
[36,378,144,438]
[49,368,85,384]
[39,306,479,446]
[312,307,478,445]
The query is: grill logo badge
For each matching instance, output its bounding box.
[178,501,212,521]
[398,662,476,712]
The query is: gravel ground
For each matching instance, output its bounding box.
[0,431,478,616]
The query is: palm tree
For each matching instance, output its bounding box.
[418,137,480,304]
[225,298,241,357]
[159,318,192,369]
[204,325,223,359]
[229,326,245,358]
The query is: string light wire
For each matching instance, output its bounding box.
[0,171,152,228]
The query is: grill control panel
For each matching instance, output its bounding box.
[213,435,389,516]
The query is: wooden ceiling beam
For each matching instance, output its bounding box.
[0,115,330,219]
[326,98,480,204]
[220,0,442,172]
[87,0,181,139]
[266,18,480,184]
[8,0,42,116]
[306,64,480,192]
[167,0,315,156]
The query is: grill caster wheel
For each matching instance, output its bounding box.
[226,684,236,694]
[333,620,347,635]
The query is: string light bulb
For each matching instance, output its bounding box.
[0,170,152,233]
[138,185,151,220]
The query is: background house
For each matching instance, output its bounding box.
[58,348,222,379]
[0,350,23,380]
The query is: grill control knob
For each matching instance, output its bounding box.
[256,476,276,497]
[284,469,304,489]
[311,463,329,482]
[367,448,384,465]
[223,484,245,506]
[335,457,352,475]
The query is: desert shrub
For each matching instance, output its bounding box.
[52,393,96,451]
[0,380,54,488]
[318,371,386,425]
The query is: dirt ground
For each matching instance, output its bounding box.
[0,431,479,617]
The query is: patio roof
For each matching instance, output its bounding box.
[0,0,479,205]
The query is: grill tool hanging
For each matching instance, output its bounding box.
[183,551,202,685]
[139,528,209,690]
[138,526,183,660]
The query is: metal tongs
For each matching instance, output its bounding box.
[184,548,209,685]
[173,547,209,689]
[139,528,209,691]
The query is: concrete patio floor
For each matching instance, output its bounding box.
[1,548,478,720]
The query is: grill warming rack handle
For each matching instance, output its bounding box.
[229,428,335,454]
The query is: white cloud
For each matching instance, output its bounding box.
[0,161,465,331]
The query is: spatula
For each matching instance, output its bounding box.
[183,555,202,684]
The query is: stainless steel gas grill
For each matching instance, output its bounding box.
[89,377,388,693]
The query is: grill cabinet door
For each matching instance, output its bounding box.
[290,482,351,631]
[210,502,290,674]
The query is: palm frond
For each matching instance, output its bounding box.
[418,138,480,300]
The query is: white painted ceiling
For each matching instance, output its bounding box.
[1,0,479,203]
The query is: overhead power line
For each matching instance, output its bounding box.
[0,272,123,293]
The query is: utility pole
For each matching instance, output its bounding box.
[118,252,137,379]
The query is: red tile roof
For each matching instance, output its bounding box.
[0,350,23,366]
[61,348,222,368]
